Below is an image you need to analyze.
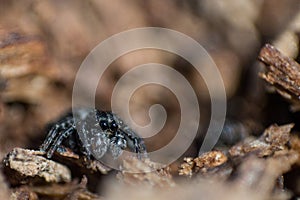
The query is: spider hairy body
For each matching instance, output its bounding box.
[40,108,147,160]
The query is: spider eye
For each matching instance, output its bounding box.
[100,120,109,130]
[110,122,118,132]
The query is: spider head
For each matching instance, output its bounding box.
[98,111,119,133]
[109,120,118,132]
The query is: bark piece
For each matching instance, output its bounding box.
[30,177,102,200]
[10,177,102,200]
[117,157,175,188]
[50,147,111,175]
[180,124,295,182]
[258,43,300,108]
[233,150,298,198]
[2,148,71,185]
[11,187,38,200]
[229,124,293,157]
[179,151,228,177]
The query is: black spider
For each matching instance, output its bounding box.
[40,108,147,160]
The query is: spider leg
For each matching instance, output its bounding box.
[39,124,62,152]
[111,113,146,153]
[46,126,75,158]
[40,116,74,152]
[119,128,147,158]
[133,137,147,154]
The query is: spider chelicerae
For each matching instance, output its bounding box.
[40,108,147,160]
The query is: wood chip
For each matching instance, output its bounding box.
[179,151,228,177]
[2,148,71,185]
[258,43,300,106]
[229,124,293,157]
[117,157,175,188]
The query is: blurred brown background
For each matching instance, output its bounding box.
[0,0,300,162]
